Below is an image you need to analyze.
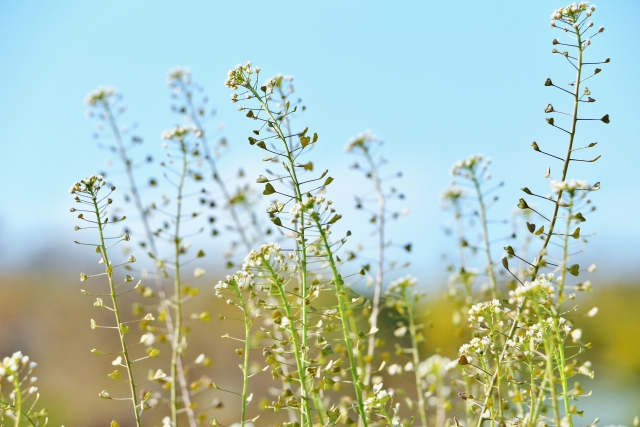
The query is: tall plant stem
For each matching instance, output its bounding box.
[248,85,312,426]
[177,82,253,251]
[103,102,197,427]
[475,27,584,427]
[171,138,189,427]
[407,301,428,427]
[91,188,142,427]
[361,147,386,389]
[264,261,314,427]
[315,217,369,427]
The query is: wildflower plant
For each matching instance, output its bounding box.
[56,3,631,427]
[0,352,48,426]
[445,3,609,427]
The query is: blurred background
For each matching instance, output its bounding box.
[1,1,639,425]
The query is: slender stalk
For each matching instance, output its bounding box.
[236,290,253,426]
[361,147,386,389]
[248,84,313,427]
[102,101,198,427]
[91,187,142,427]
[177,81,254,251]
[406,299,428,427]
[11,376,22,427]
[315,216,369,427]
[0,398,36,427]
[475,22,585,427]
[264,260,314,426]
[170,137,189,427]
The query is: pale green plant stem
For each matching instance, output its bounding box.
[406,296,428,427]
[177,82,253,251]
[471,176,498,301]
[91,188,142,427]
[232,285,252,426]
[103,102,197,427]
[472,173,524,418]
[248,84,312,426]
[314,216,369,427]
[533,302,561,425]
[361,146,386,390]
[263,259,314,427]
[475,24,584,427]
[170,138,188,427]
[553,200,575,423]
[0,398,36,427]
[11,375,22,427]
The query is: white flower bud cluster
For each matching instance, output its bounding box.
[386,275,418,296]
[344,130,378,153]
[440,186,464,202]
[551,2,595,22]
[69,175,107,194]
[161,124,202,140]
[289,194,333,225]
[85,86,117,106]
[264,73,293,94]
[459,336,494,357]
[214,270,253,299]
[241,243,285,272]
[0,351,38,385]
[550,179,588,193]
[167,67,191,85]
[224,61,258,90]
[450,154,491,178]
[508,273,556,305]
[467,299,510,324]
[363,383,393,412]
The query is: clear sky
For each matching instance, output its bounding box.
[0,0,639,280]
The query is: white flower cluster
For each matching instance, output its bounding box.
[214,271,253,299]
[459,336,494,357]
[85,86,116,106]
[551,2,595,22]
[363,383,393,412]
[224,61,259,90]
[344,130,378,153]
[467,299,510,324]
[242,242,286,272]
[289,194,333,224]
[508,274,556,305]
[167,67,191,85]
[386,275,418,295]
[264,73,293,93]
[161,124,202,140]
[1,351,38,395]
[69,175,107,194]
[450,154,490,177]
[550,179,588,193]
[440,186,464,202]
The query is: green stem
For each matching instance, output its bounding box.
[0,398,36,427]
[103,102,197,427]
[248,84,312,426]
[263,259,314,427]
[314,216,369,427]
[91,188,142,427]
[475,23,585,427]
[171,138,189,427]
[11,376,22,427]
[235,287,253,426]
[179,81,254,252]
[406,297,428,427]
[361,146,386,390]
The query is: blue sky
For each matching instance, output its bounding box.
[1,0,639,280]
